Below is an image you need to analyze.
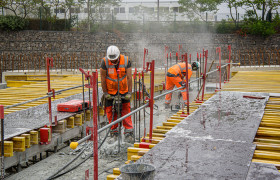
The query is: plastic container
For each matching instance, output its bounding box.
[120,163,155,180]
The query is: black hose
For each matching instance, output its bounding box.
[47,146,87,180]
[48,115,112,180]
[49,128,111,180]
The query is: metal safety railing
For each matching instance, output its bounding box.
[0,45,240,179]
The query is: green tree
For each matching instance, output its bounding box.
[86,0,119,31]
[240,0,279,21]
[0,0,41,18]
[178,0,223,21]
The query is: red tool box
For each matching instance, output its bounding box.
[57,100,90,112]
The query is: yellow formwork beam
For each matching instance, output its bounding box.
[253,150,280,161]
[260,122,280,128]
[252,159,280,169]
[254,142,280,151]
[254,137,280,144]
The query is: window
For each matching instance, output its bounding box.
[91,8,95,13]
[70,8,75,13]
[129,7,134,13]
[172,7,179,13]
[105,8,110,13]
[144,7,154,13]
[54,9,59,14]
[120,7,125,13]
[75,8,80,13]
[84,8,88,13]
[99,8,104,13]
[114,7,119,13]
[60,8,65,13]
[159,7,169,13]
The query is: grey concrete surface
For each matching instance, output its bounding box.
[117,91,274,179]
[0,83,7,89]
[246,162,280,180]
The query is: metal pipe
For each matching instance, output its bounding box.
[216,47,222,91]
[206,64,228,76]
[117,70,121,153]
[142,71,146,134]
[143,48,148,70]
[92,71,98,180]
[46,57,53,127]
[4,95,52,109]
[138,72,141,142]
[184,53,190,115]
[82,72,85,128]
[133,68,137,142]
[76,103,149,145]
[201,50,208,101]
[47,85,83,96]
[149,60,155,142]
[0,105,4,179]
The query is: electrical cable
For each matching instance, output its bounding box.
[47,115,112,180]
[48,127,111,180]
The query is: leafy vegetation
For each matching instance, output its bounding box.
[0,15,28,31]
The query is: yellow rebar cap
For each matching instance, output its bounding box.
[70,142,78,150]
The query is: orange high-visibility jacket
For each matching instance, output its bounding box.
[167,62,192,79]
[103,54,129,95]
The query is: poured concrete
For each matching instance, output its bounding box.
[118,91,280,179]
[246,162,280,180]
[137,136,256,179]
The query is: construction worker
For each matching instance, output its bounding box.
[100,45,134,144]
[165,62,199,108]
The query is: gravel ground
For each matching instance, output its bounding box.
[7,82,205,180]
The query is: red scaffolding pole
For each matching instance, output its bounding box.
[215,47,222,92]
[146,60,155,143]
[92,70,98,180]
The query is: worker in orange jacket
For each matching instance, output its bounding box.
[100,45,134,143]
[165,62,199,108]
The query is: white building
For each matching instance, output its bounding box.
[54,0,216,22]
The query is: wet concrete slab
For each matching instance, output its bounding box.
[168,91,268,143]
[246,162,280,180]
[135,136,256,180]
[118,91,271,179]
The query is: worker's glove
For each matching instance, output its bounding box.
[179,81,186,87]
[124,92,132,100]
[104,93,112,100]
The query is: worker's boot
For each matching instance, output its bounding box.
[108,130,118,144]
[165,103,170,109]
[124,130,134,144]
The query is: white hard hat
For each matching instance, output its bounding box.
[107,45,120,61]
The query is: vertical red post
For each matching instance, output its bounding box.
[226,45,231,83]
[46,57,53,128]
[216,47,222,91]
[143,48,148,70]
[149,60,155,143]
[184,54,190,115]
[201,50,208,101]
[92,71,98,180]
[0,105,4,179]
